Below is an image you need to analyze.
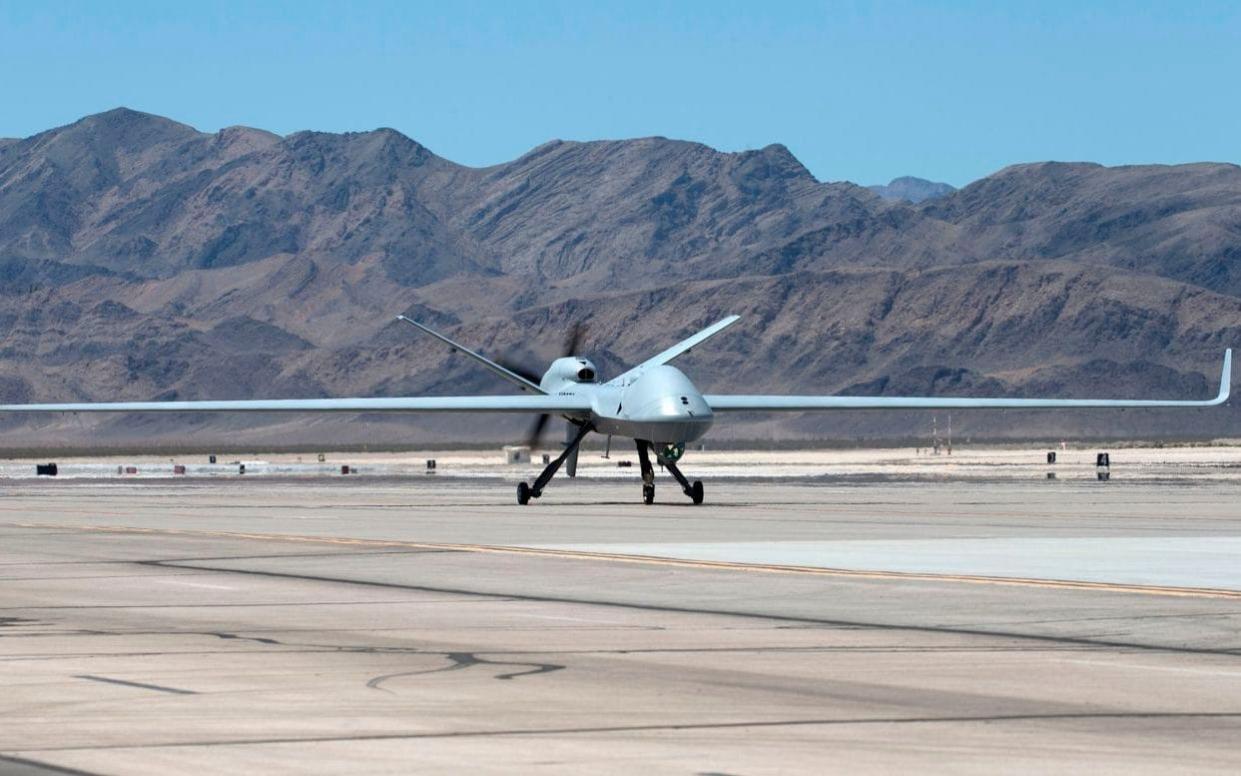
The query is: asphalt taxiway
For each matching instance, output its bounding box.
[1,476,1240,774]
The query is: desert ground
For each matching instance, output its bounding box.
[1,447,1239,774]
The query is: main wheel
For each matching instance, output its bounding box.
[642,483,655,505]
[517,482,531,505]
[690,480,704,505]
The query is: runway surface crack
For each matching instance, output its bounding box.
[367,651,565,692]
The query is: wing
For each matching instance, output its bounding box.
[608,315,740,386]
[0,395,592,414]
[706,350,1231,411]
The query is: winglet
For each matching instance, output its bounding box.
[1217,349,1232,404]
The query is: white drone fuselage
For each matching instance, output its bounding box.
[539,357,712,447]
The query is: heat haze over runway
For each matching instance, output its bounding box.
[1,474,1240,774]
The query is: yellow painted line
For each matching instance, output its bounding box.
[13,521,1241,600]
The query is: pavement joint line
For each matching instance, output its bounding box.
[11,521,1241,600]
[73,674,197,695]
[9,711,1241,753]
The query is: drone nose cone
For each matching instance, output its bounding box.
[653,393,712,420]
[619,365,714,442]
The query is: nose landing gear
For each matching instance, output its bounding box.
[666,460,704,505]
[636,440,705,505]
[636,440,656,505]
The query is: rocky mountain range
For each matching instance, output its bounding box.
[0,107,1239,448]
[867,176,955,203]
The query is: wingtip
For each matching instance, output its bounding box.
[1218,348,1232,403]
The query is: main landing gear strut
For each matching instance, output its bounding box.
[517,422,593,505]
[636,440,704,506]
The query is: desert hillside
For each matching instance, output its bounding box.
[0,108,1237,447]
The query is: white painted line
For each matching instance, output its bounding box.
[505,612,634,626]
[1063,659,1241,678]
[157,579,237,591]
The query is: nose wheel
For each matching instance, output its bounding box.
[635,440,705,505]
[636,440,656,504]
[666,460,704,505]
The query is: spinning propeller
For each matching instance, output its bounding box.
[497,322,587,451]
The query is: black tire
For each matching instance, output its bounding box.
[690,480,704,505]
[642,483,655,505]
[517,482,531,505]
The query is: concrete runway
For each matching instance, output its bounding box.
[1,477,1240,774]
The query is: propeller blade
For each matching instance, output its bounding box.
[524,412,551,451]
[511,321,588,450]
[495,359,542,385]
[563,321,586,356]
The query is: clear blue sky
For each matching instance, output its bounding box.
[2,1,1239,186]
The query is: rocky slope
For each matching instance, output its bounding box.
[0,108,1238,447]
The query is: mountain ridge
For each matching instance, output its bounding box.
[0,108,1238,445]
[868,175,955,203]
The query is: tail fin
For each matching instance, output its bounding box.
[396,316,546,394]
[607,315,740,386]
